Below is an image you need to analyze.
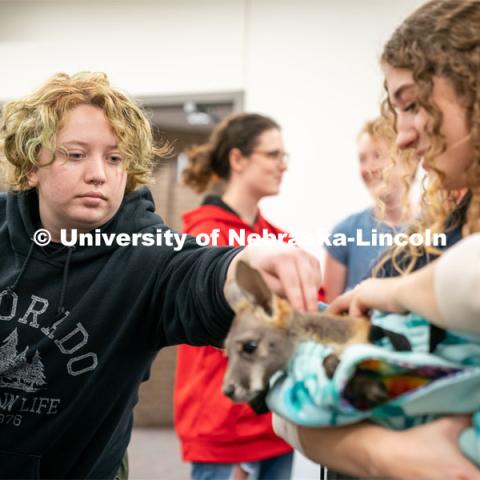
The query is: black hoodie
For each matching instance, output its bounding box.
[0,187,237,479]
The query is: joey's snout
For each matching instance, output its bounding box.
[222,363,269,403]
[222,382,266,403]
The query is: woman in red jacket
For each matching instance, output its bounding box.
[174,113,293,480]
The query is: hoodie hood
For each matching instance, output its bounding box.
[6,186,164,266]
[3,186,164,320]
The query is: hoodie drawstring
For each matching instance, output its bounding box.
[56,247,73,320]
[3,240,73,321]
[6,241,35,294]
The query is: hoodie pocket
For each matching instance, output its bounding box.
[0,451,41,479]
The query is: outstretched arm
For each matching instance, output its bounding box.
[329,265,440,322]
[151,237,321,348]
[329,234,480,333]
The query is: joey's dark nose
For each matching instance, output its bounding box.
[223,384,235,399]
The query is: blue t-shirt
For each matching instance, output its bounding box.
[325,208,402,291]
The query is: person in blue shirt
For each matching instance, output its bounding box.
[323,116,416,301]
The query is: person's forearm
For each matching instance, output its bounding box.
[297,422,398,478]
[393,263,444,326]
[275,415,479,480]
[434,233,480,333]
[394,234,480,333]
[273,414,398,478]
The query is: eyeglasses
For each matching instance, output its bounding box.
[251,149,290,165]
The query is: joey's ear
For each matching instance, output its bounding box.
[235,260,274,316]
[224,281,246,313]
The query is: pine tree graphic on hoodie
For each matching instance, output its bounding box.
[0,328,47,392]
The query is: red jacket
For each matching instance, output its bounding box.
[174,201,293,462]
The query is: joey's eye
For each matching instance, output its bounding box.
[242,341,257,354]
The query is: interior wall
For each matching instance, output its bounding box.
[244,0,424,251]
[0,0,425,259]
[0,0,246,97]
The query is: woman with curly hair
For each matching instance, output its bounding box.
[275,1,480,479]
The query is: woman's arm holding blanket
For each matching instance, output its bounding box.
[329,234,480,333]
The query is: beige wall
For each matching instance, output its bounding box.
[0,0,425,259]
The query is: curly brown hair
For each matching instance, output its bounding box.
[0,72,170,193]
[378,0,480,274]
[182,112,280,193]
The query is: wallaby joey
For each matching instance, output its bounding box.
[223,261,389,409]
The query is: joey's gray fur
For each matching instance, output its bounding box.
[223,261,371,403]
